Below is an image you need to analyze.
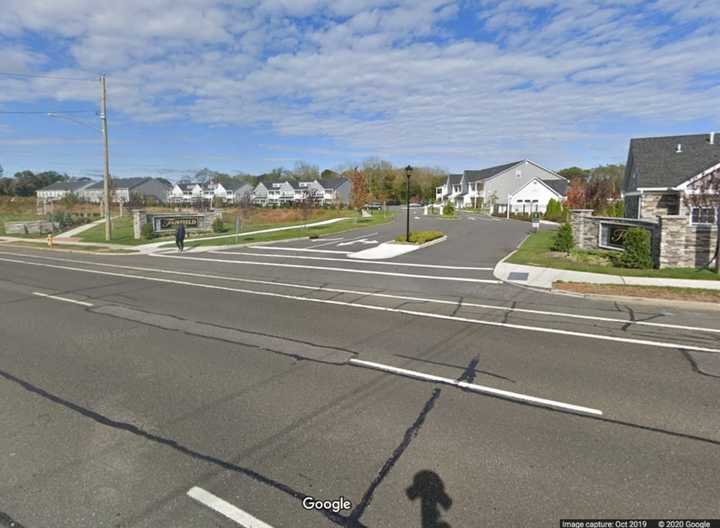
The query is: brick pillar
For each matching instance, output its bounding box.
[658,215,688,268]
[132,209,146,240]
[570,209,594,249]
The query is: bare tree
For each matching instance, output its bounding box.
[684,167,720,272]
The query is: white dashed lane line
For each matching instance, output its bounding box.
[1,254,719,353]
[349,359,604,416]
[32,292,93,307]
[187,487,275,528]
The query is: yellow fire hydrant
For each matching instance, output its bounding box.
[47,234,54,248]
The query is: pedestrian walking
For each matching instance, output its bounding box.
[175,223,186,253]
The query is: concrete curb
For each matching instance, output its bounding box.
[349,235,447,260]
[551,288,720,311]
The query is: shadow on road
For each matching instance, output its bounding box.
[406,470,452,528]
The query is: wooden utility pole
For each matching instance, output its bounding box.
[100,74,112,241]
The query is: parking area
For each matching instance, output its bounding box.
[216,213,533,268]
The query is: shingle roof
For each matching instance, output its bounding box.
[38,180,92,192]
[87,177,151,190]
[318,176,348,189]
[541,179,568,196]
[447,174,463,186]
[464,161,523,182]
[624,133,720,191]
[223,181,251,191]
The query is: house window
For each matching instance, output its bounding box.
[691,207,716,225]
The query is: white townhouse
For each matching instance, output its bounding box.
[250,177,350,207]
[437,160,567,214]
[168,182,203,203]
[36,180,94,203]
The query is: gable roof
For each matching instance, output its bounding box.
[447,174,463,186]
[541,178,568,196]
[464,161,523,182]
[318,176,348,189]
[38,180,92,192]
[86,177,151,190]
[222,180,251,191]
[625,133,720,191]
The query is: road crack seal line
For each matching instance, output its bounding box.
[0,368,362,528]
[348,387,443,524]
[0,511,25,528]
[90,304,354,365]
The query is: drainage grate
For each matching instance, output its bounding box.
[507,272,529,281]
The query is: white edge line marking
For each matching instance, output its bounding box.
[155,253,501,284]
[246,245,350,255]
[349,359,603,415]
[32,292,93,307]
[211,250,494,270]
[2,251,720,335]
[2,255,720,354]
[187,487,275,528]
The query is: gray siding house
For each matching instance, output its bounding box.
[80,177,172,204]
[317,176,350,205]
[437,160,566,213]
[623,133,720,222]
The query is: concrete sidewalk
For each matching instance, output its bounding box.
[494,259,720,290]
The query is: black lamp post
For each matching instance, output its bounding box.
[405,165,413,242]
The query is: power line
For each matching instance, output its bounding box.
[0,71,97,82]
[0,110,97,114]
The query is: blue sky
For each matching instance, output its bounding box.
[0,0,718,181]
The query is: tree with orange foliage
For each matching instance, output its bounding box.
[348,167,369,210]
[564,178,587,209]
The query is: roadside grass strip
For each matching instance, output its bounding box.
[2,253,720,354]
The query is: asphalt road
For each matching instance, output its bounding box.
[1,214,719,528]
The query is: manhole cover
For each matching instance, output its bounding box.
[508,272,529,281]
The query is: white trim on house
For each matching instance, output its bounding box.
[674,160,720,191]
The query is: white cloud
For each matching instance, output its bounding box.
[0,0,718,168]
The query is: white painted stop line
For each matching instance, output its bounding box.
[188,487,275,528]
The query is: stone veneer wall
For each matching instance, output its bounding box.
[659,215,717,268]
[570,209,660,265]
[571,209,717,269]
[132,209,147,239]
[640,191,686,219]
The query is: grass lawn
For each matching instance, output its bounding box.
[78,215,177,246]
[394,230,444,245]
[166,213,395,249]
[554,282,720,303]
[508,228,720,281]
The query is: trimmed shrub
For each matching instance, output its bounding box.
[141,222,156,240]
[551,223,574,253]
[395,230,444,245]
[442,202,455,216]
[212,217,226,233]
[618,227,652,269]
